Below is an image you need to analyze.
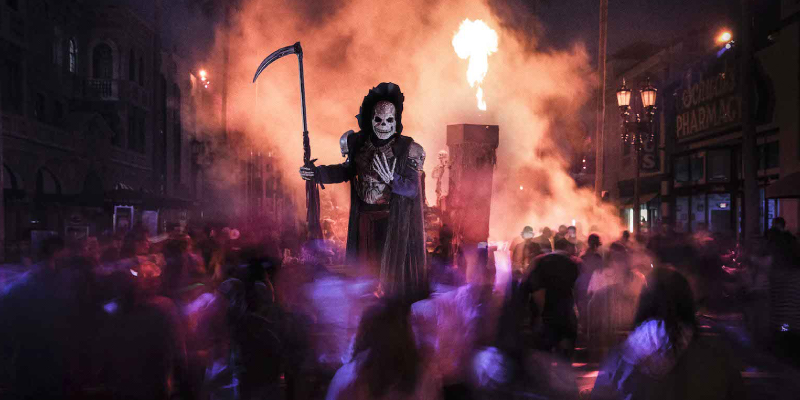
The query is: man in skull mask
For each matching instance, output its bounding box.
[299,82,427,301]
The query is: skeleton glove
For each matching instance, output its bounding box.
[299,166,316,181]
[373,153,396,185]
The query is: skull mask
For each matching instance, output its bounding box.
[372,101,397,140]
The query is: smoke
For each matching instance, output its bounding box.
[195,0,623,240]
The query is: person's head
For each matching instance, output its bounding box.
[521,226,534,239]
[588,234,602,250]
[558,225,568,235]
[605,242,630,272]
[635,267,696,345]
[567,226,577,239]
[554,238,575,254]
[622,230,631,241]
[772,217,786,231]
[121,229,150,258]
[353,300,419,397]
[541,227,552,238]
[41,235,66,262]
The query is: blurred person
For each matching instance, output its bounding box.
[327,301,440,400]
[430,224,460,288]
[512,226,540,276]
[97,260,192,400]
[618,230,631,248]
[523,238,581,360]
[534,227,553,253]
[586,243,646,360]
[577,234,603,335]
[567,225,584,254]
[766,217,800,366]
[0,236,83,399]
[554,225,568,241]
[591,267,743,400]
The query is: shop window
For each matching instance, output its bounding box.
[691,194,706,232]
[92,43,113,79]
[675,196,689,232]
[758,141,779,170]
[690,153,705,183]
[760,188,780,233]
[707,193,732,233]
[707,149,731,182]
[675,156,689,183]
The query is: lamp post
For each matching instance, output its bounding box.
[617,77,657,237]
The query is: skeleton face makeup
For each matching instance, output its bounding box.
[372,101,397,140]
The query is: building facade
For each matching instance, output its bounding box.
[0,0,198,260]
[598,0,800,237]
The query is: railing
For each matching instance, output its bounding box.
[86,79,119,100]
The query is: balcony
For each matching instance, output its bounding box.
[86,79,119,100]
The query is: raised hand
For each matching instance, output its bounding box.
[372,153,396,185]
[299,166,315,181]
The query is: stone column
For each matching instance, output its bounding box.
[445,124,499,245]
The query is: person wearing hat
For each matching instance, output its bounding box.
[512,226,541,276]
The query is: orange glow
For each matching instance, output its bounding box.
[452,19,498,111]
[717,31,732,43]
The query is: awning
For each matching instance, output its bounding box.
[620,192,659,207]
[766,172,800,199]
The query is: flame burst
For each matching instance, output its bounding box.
[452,19,498,111]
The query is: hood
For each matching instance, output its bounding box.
[356,82,405,135]
[621,319,694,378]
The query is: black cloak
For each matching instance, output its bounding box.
[316,83,427,302]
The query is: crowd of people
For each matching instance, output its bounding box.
[1,217,800,400]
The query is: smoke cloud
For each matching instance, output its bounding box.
[195,0,623,240]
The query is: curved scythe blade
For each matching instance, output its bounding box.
[252,42,302,83]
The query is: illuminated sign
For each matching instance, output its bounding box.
[676,65,740,141]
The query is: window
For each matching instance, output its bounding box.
[53,28,63,66]
[674,156,689,183]
[691,194,706,232]
[68,38,78,73]
[128,49,136,81]
[92,43,113,79]
[690,153,705,182]
[34,93,46,120]
[707,193,732,233]
[138,57,144,86]
[758,141,779,170]
[1,58,23,114]
[52,100,64,124]
[707,149,731,182]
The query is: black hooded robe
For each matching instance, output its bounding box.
[316,131,427,302]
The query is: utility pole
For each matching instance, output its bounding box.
[595,0,608,198]
[741,0,759,240]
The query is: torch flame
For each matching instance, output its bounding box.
[452,19,498,111]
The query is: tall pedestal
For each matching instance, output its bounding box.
[445,124,499,246]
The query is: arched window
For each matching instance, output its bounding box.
[128,49,136,81]
[138,57,144,86]
[68,38,78,73]
[92,43,113,79]
[36,168,62,195]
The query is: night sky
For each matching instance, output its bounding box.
[117,0,738,69]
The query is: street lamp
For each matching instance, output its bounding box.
[617,77,658,237]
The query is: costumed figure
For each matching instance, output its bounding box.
[299,82,427,301]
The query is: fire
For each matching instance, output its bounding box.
[452,19,498,111]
